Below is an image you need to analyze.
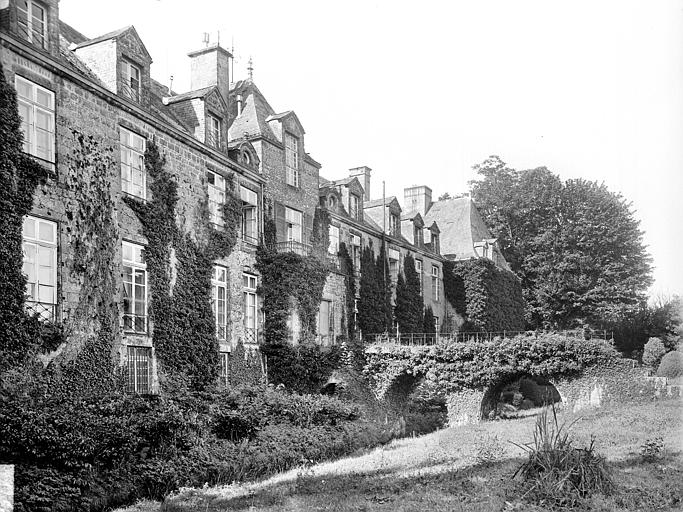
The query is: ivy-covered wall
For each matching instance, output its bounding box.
[443,258,525,332]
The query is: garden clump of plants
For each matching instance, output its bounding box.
[0,378,395,512]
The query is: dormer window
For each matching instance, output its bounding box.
[120,60,141,102]
[17,1,47,49]
[414,225,423,246]
[206,114,221,148]
[389,213,400,236]
[285,133,300,187]
[431,232,440,254]
[349,194,359,220]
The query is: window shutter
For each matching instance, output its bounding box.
[274,201,286,243]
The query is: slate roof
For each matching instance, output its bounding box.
[228,80,277,141]
[71,26,132,49]
[164,86,215,105]
[364,196,398,209]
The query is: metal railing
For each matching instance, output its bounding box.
[275,241,341,270]
[364,329,613,347]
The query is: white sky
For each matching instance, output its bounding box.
[60,0,683,297]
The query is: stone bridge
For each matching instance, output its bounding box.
[364,335,649,425]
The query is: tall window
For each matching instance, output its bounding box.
[212,265,228,341]
[317,299,334,344]
[285,133,299,187]
[431,232,440,254]
[122,241,147,333]
[206,114,221,148]
[207,171,226,226]
[126,346,151,394]
[15,76,54,167]
[285,207,302,243]
[241,186,258,244]
[389,249,400,285]
[120,128,146,199]
[349,194,359,219]
[328,225,340,254]
[120,60,141,102]
[243,274,258,344]
[22,216,57,320]
[350,234,361,269]
[220,352,230,386]
[431,264,440,301]
[17,0,47,49]
[415,259,423,296]
[389,213,400,236]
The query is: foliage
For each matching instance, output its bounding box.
[310,206,330,253]
[444,258,525,332]
[338,242,356,337]
[470,155,652,329]
[423,305,436,333]
[656,350,683,379]
[513,405,613,507]
[357,243,383,334]
[124,141,241,390]
[375,241,393,332]
[642,337,666,368]
[0,383,393,511]
[261,342,341,394]
[364,334,619,395]
[640,437,664,462]
[394,254,423,334]
[0,62,46,372]
[224,341,264,387]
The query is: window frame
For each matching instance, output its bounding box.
[207,170,226,226]
[349,193,359,219]
[240,186,258,244]
[285,206,303,243]
[126,346,151,394]
[120,127,146,199]
[212,265,228,341]
[328,224,340,254]
[122,240,148,333]
[120,59,141,102]
[206,113,221,148]
[243,273,258,344]
[415,259,423,296]
[431,264,440,302]
[285,132,300,187]
[17,0,48,49]
[15,75,55,169]
[22,215,58,321]
[317,299,334,343]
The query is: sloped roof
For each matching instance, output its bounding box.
[228,80,277,141]
[72,26,152,61]
[364,196,399,209]
[163,86,215,105]
[424,197,493,259]
[401,209,423,222]
[266,110,306,135]
[59,21,88,45]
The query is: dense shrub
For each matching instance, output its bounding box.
[0,384,391,511]
[642,337,666,368]
[261,342,341,394]
[656,350,683,379]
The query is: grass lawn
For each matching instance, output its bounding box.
[120,398,683,512]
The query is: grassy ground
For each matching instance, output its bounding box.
[119,398,683,512]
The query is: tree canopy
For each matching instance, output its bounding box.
[470,155,652,330]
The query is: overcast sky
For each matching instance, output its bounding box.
[60,0,683,298]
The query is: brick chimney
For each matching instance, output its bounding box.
[187,43,232,106]
[404,185,433,215]
[349,166,372,201]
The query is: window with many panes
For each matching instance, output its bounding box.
[207,171,226,226]
[212,265,228,341]
[317,299,334,344]
[122,241,147,333]
[126,346,151,394]
[328,225,339,254]
[285,133,299,187]
[241,186,258,244]
[17,0,47,49]
[22,216,57,320]
[120,60,141,102]
[285,207,302,243]
[349,194,359,219]
[15,76,54,168]
[120,128,146,198]
[206,114,221,148]
[389,249,400,284]
[415,259,423,296]
[220,352,230,386]
[350,234,361,269]
[431,264,440,301]
[243,274,258,344]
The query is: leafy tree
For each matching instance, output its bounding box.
[438,192,452,201]
[376,240,394,332]
[423,305,436,334]
[470,156,652,330]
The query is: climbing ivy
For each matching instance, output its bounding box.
[124,140,241,390]
[0,62,47,373]
[338,242,356,337]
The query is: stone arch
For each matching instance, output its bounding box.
[480,374,561,421]
[383,371,426,413]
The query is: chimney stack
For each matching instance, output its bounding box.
[349,166,372,201]
[187,43,232,107]
[404,185,433,216]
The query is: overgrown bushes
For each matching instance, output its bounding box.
[657,350,683,379]
[0,384,392,511]
[642,337,666,368]
[261,342,341,394]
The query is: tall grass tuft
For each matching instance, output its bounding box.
[512,404,613,507]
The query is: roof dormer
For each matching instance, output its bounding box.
[73,26,152,106]
[2,0,60,56]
